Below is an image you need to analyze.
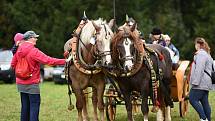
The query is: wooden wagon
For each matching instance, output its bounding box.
[170,60,190,117]
[104,60,191,121]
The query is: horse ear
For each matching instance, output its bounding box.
[130,22,137,32]
[126,14,129,22]
[92,21,101,32]
[82,11,88,20]
[108,19,115,29]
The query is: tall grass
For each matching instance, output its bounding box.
[0,82,214,121]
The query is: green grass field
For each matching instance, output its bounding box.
[0,82,214,121]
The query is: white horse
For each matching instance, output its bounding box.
[68,18,114,121]
[80,18,114,66]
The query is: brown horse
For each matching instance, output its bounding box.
[68,18,114,121]
[110,23,173,121]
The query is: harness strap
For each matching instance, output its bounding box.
[66,23,101,74]
[145,46,164,80]
[71,37,101,74]
[64,61,74,111]
[144,51,160,111]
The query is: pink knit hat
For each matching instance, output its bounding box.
[14,33,24,43]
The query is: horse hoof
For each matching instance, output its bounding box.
[68,104,74,111]
[151,106,159,113]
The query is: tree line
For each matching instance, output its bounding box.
[0,0,215,60]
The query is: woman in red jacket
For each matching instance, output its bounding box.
[11,31,66,121]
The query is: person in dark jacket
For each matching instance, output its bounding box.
[189,37,213,121]
[148,27,166,46]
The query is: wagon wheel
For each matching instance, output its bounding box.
[105,85,117,121]
[179,78,189,117]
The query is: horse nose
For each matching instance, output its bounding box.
[102,61,111,67]
[125,64,133,71]
[105,55,112,64]
[104,58,112,65]
[104,61,108,66]
[124,60,133,71]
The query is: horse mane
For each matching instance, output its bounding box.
[80,18,113,48]
[112,25,144,63]
[96,19,113,43]
[80,18,102,46]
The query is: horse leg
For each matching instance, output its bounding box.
[161,80,173,108]
[92,87,99,121]
[73,88,84,121]
[141,97,149,121]
[164,106,171,121]
[160,80,172,121]
[141,89,149,121]
[156,107,164,121]
[82,89,89,121]
[97,82,105,121]
[121,90,133,121]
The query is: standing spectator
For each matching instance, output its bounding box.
[189,37,213,121]
[11,30,66,121]
[11,33,24,55]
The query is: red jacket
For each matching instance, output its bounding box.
[11,42,65,84]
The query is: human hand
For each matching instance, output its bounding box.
[63,51,69,58]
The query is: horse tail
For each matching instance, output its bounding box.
[159,78,173,107]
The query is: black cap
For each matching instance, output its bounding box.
[151,28,162,35]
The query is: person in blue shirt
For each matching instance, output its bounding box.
[163,34,180,64]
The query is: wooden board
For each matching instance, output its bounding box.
[171,61,190,101]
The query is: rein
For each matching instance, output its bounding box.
[144,50,160,111]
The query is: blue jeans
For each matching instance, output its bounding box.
[189,89,211,121]
[20,92,40,121]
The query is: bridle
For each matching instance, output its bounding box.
[94,23,112,63]
[117,31,137,63]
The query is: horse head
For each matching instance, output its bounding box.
[91,19,114,66]
[112,20,142,72]
[78,18,114,67]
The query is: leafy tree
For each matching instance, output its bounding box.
[0,0,214,60]
[0,0,16,49]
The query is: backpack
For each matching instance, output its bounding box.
[15,50,33,80]
[204,63,215,84]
